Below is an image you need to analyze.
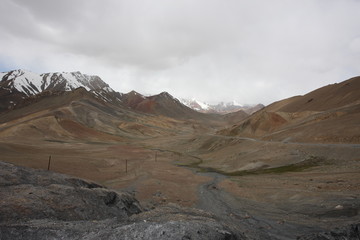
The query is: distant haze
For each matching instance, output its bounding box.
[1,0,360,105]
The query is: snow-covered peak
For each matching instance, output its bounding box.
[190,99,210,110]
[230,100,243,106]
[215,101,242,107]
[0,69,44,95]
[0,69,115,97]
[180,98,257,114]
[180,98,211,111]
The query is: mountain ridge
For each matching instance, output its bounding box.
[0,69,124,112]
[0,69,113,95]
[119,91,221,121]
[0,69,259,122]
[219,76,360,143]
[180,98,264,115]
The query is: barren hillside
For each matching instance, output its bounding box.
[220,76,360,143]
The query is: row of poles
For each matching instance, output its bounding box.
[47,152,159,173]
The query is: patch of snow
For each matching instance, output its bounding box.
[231,100,243,106]
[103,86,114,92]
[180,98,211,110]
[180,97,252,113]
[11,70,43,96]
[195,99,210,110]
[179,98,189,105]
[63,72,91,91]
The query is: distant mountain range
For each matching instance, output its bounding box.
[0,69,262,117]
[180,98,264,115]
[0,70,250,126]
[0,69,238,143]
[2,69,359,144]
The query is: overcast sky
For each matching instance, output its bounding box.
[1,0,360,105]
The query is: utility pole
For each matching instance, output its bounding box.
[47,155,51,171]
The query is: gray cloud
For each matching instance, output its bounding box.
[1,0,360,105]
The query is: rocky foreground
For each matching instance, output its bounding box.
[0,161,242,240]
[0,161,359,240]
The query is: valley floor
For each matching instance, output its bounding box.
[1,132,359,239]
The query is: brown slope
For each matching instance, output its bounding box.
[136,92,202,119]
[120,91,147,109]
[219,76,360,143]
[244,104,265,115]
[262,103,360,143]
[220,111,288,137]
[278,76,360,112]
[0,87,27,112]
[223,110,249,125]
[0,88,126,142]
[0,88,198,142]
[121,91,224,126]
[263,95,303,112]
[0,87,92,123]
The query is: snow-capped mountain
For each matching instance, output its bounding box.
[180,98,211,111]
[0,69,263,116]
[210,101,245,113]
[0,69,122,111]
[180,98,264,114]
[0,69,114,96]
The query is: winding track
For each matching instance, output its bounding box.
[147,135,360,239]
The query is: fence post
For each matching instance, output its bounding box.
[47,155,51,171]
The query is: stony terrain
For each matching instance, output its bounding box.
[0,161,242,240]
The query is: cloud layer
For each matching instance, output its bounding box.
[1,0,360,104]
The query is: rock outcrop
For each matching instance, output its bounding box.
[0,161,242,240]
[298,223,360,240]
